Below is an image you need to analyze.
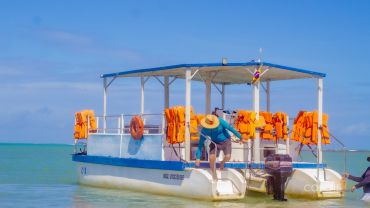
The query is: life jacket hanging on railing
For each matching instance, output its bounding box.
[164,106,202,144]
[176,106,186,143]
[234,110,256,141]
[164,108,175,143]
[273,112,288,140]
[292,111,306,143]
[307,111,330,145]
[292,110,330,145]
[259,111,274,140]
[234,110,289,141]
[73,109,97,139]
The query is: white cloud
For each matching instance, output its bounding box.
[0,81,100,92]
[0,66,23,76]
[342,123,370,135]
[21,81,101,91]
[35,28,93,46]
[21,27,143,63]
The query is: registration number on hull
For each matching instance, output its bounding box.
[80,167,87,175]
[163,173,184,180]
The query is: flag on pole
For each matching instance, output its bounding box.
[252,67,261,84]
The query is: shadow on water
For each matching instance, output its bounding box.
[71,185,366,208]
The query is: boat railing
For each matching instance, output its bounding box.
[320,130,347,180]
[228,145,292,164]
[92,113,165,135]
[327,132,347,172]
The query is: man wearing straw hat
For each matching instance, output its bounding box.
[195,114,242,180]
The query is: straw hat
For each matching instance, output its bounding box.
[200,115,220,129]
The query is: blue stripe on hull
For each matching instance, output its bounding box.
[72,155,186,171]
[185,162,327,169]
[72,154,327,170]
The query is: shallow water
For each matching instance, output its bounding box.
[0,143,369,207]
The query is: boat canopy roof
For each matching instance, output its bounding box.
[101,62,326,85]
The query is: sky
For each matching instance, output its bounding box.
[0,0,370,149]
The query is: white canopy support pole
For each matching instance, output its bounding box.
[213,83,225,110]
[140,76,145,115]
[221,84,225,109]
[205,79,211,114]
[190,69,199,79]
[169,77,177,85]
[247,140,252,163]
[286,115,290,155]
[185,68,192,161]
[103,78,107,133]
[317,78,323,164]
[266,80,271,112]
[154,76,164,86]
[253,81,261,163]
[164,76,169,109]
[74,139,77,153]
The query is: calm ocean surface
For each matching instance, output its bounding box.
[0,143,369,208]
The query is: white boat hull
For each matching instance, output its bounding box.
[76,162,246,200]
[244,168,345,199]
[285,168,345,198]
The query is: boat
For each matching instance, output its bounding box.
[72,60,345,200]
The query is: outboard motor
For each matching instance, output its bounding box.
[265,154,293,201]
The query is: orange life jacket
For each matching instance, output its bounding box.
[74,109,96,139]
[165,107,178,144]
[273,112,288,140]
[291,111,304,143]
[164,108,175,144]
[74,112,85,139]
[260,112,274,140]
[321,113,330,144]
[292,110,330,145]
[164,106,201,144]
[190,112,203,140]
[235,110,256,141]
[176,106,186,143]
[310,111,330,145]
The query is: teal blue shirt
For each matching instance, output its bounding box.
[196,117,241,160]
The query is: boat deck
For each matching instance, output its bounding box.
[73,154,327,171]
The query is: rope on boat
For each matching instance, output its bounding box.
[296,143,317,158]
[325,130,347,172]
[171,143,188,163]
[324,130,348,193]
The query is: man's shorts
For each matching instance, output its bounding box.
[209,138,231,156]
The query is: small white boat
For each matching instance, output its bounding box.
[72,60,345,200]
[73,133,246,200]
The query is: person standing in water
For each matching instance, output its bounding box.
[195,114,242,180]
[344,155,370,201]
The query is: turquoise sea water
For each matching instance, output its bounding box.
[0,143,369,208]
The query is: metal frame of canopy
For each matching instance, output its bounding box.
[100,61,325,167]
